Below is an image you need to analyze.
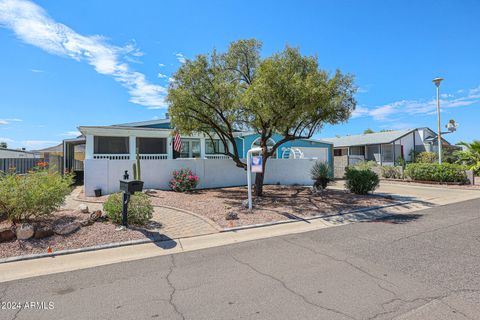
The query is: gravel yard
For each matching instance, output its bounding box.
[0,210,162,260]
[148,185,397,228]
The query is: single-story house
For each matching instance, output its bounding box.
[0,147,37,159]
[323,127,451,167]
[75,116,334,195]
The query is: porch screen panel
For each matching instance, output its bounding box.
[94,136,129,154]
[382,144,393,162]
[349,146,365,156]
[136,138,166,154]
[206,139,226,154]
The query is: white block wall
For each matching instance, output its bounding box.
[84,158,319,196]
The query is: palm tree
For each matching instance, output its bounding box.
[456,140,480,175]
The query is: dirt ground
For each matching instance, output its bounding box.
[148,185,397,228]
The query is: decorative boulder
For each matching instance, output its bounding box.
[242,199,249,208]
[16,223,35,240]
[225,212,239,220]
[34,225,54,239]
[0,222,15,242]
[54,222,81,235]
[78,204,89,214]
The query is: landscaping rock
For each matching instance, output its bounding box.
[34,225,54,239]
[242,199,249,208]
[90,210,103,222]
[78,204,89,214]
[16,223,35,240]
[0,221,15,242]
[54,222,81,235]
[225,212,239,220]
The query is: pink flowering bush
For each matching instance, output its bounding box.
[169,168,199,192]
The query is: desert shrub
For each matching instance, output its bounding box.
[0,169,73,222]
[103,192,153,225]
[415,152,437,164]
[345,167,379,195]
[169,168,199,192]
[310,161,332,190]
[354,160,377,170]
[404,163,468,183]
[381,166,402,179]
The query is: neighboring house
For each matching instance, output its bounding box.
[0,147,37,158]
[36,142,85,161]
[76,116,334,195]
[324,127,451,167]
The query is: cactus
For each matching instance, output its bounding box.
[132,148,141,180]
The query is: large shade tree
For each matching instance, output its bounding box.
[167,39,357,195]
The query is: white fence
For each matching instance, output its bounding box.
[84,158,320,196]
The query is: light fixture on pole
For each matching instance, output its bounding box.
[432,77,444,164]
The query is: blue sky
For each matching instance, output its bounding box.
[0,0,479,150]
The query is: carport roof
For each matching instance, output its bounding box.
[323,129,415,147]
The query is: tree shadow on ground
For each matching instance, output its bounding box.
[364,213,423,224]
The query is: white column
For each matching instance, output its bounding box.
[85,134,94,159]
[129,136,136,160]
[200,138,206,159]
[167,137,173,159]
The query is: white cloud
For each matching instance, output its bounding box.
[0,137,15,143]
[0,118,22,125]
[175,53,186,64]
[157,73,167,79]
[355,85,480,121]
[158,63,165,67]
[30,68,43,73]
[0,0,167,108]
[60,131,80,137]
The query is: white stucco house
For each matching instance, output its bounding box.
[72,116,334,196]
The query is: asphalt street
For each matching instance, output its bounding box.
[1,198,480,320]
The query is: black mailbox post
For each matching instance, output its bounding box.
[119,170,144,227]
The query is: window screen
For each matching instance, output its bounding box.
[206,139,226,154]
[94,136,129,154]
[136,138,166,154]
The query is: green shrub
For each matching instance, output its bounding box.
[354,160,377,170]
[0,169,73,222]
[169,168,199,192]
[381,166,402,179]
[415,152,437,164]
[404,163,468,183]
[103,192,153,225]
[345,168,379,195]
[310,160,332,190]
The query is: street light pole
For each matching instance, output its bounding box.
[432,77,444,164]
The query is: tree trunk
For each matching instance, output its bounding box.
[254,149,268,196]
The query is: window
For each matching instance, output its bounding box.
[136,137,166,154]
[178,139,201,158]
[206,139,226,154]
[94,136,129,154]
[334,149,346,156]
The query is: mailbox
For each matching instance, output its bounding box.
[120,180,144,194]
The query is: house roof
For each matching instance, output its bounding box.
[114,119,171,127]
[323,129,415,147]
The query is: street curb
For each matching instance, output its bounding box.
[0,238,159,265]
[221,200,417,232]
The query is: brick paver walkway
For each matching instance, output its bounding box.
[63,187,220,239]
